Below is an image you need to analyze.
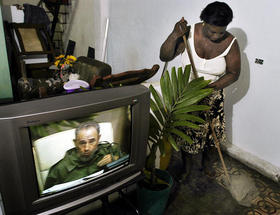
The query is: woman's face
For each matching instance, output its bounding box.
[202,23,227,42]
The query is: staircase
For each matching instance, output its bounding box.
[38,0,72,54]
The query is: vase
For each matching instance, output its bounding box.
[137,169,173,215]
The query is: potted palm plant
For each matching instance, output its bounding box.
[138,65,213,215]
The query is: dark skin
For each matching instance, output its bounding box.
[160,18,241,90]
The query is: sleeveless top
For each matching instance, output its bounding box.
[181,24,236,82]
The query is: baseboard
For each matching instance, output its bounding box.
[222,143,280,183]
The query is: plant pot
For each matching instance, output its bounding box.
[137,169,173,215]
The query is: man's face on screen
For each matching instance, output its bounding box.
[75,127,100,162]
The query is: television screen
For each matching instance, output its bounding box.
[30,106,132,196]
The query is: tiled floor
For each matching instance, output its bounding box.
[215,156,280,215]
[165,150,280,215]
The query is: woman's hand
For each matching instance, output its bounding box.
[160,17,190,62]
[172,17,190,38]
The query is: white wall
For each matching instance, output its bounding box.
[223,1,280,168]
[64,0,110,60]
[107,0,204,75]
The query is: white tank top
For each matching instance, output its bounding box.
[181,24,236,82]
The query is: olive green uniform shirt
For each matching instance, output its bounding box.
[44,142,121,189]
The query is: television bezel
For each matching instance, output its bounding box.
[0,85,150,215]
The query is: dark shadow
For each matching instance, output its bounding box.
[224,28,250,143]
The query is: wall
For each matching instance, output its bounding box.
[63,0,200,74]
[0,3,13,102]
[2,0,37,5]
[64,0,110,60]
[107,0,197,75]
[221,1,280,180]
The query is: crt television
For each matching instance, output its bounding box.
[0,85,150,215]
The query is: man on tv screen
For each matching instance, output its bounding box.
[44,121,123,190]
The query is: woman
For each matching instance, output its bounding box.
[160,2,241,182]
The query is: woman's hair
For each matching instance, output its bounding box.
[200,1,233,26]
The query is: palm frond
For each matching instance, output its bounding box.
[172,120,200,130]
[147,65,213,176]
[173,104,210,114]
[171,67,178,101]
[170,128,193,145]
[149,113,161,140]
[183,64,191,84]
[167,134,179,151]
[175,88,213,110]
[160,70,173,111]
[149,85,167,120]
[150,99,164,127]
[173,113,205,124]
[183,78,211,95]
[177,67,184,95]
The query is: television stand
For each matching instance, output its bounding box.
[98,172,143,215]
[63,171,144,215]
[100,196,111,215]
[99,189,141,215]
[119,190,141,214]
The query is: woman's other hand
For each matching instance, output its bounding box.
[173,17,190,38]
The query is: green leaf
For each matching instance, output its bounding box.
[149,113,161,139]
[150,85,167,120]
[160,72,169,111]
[173,120,200,130]
[177,67,184,95]
[150,99,164,126]
[171,67,178,101]
[183,64,191,84]
[181,88,213,103]
[173,105,210,114]
[145,153,156,170]
[168,135,179,151]
[189,77,206,87]
[150,85,164,108]
[175,89,213,110]
[170,128,193,145]
[184,78,211,94]
[173,113,205,123]
[165,70,174,109]
[148,137,158,145]
[161,71,173,111]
